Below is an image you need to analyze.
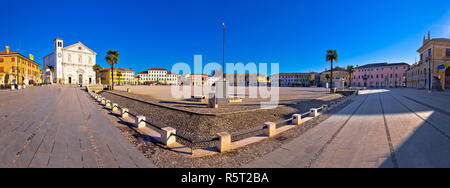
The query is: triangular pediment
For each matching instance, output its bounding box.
[63,42,96,55]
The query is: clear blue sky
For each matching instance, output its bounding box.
[1,0,449,75]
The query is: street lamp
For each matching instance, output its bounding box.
[222,22,225,80]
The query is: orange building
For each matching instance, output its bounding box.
[0,46,41,86]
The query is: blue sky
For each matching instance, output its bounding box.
[1,0,449,75]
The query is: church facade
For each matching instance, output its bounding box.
[43,38,96,85]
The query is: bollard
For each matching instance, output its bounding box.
[105,100,111,108]
[127,88,131,93]
[216,132,231,153]
[310,108,318,117]
[97,97,102,102]
[161,127,177,146]
[322,104,328,112]
[101,98,106,105]
[292,114,302,125]
[121,108,129,118]
[135,115,146,129]
[112,103,118,112]
[264,122,277,137]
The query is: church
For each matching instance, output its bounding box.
[43,38,97,85]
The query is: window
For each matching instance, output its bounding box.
[0,58,3,63]
[446,48,450,57]
[428,48,432,56]
[0,67,3,73]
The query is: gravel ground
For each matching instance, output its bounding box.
[95,95,354,168]
[99,90,343,141]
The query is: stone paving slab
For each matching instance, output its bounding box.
[244,93,368,168]
[0,86,155,168]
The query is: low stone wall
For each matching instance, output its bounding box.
[87,88,358,156]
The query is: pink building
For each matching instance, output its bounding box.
[352,62,410,88]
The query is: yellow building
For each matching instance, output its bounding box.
[0,46,41,86]
[407,32,450,90]
[99,67,135,85]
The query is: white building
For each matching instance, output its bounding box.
[43,38,96,85]
[137,68,178,85]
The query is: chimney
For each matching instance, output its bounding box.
[5,45,10,54]
[29,54,34,61]
[428,31,431,40]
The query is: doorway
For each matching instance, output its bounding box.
[68,77,72,84]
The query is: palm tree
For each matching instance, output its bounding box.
[326,49,338,90]
[92,64,101,84]
[346,65,355,88]
[105,50,119,90]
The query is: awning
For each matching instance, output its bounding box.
[437,63,448,70]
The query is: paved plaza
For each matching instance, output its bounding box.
[0,86,155,168]
[245,88,450,168]
[1,86,450,168]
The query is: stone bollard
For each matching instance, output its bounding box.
[97,97,102,102]
[101,98,106,105]
[121,108,129,118]
[264,122,277,137]
[310,108,318,117]
[11,85,15,90]
[216,132,231,153]
[127,88,131,93]
[112,103,118,112]
[322,104,328,112]
[161,127,177,146]
[292,114,302,125]
[135,115,146,129]
[105,100,111,108]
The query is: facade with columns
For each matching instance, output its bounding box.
[406,32,450,90]
[43,38,96,85]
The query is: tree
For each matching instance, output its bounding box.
[92,64,101,84]
[346,65,355,87]
[326,49,338,90]
[325,73,331,83]
[48,66,55,84]
[105,50,119,90]
[136,75,141,85]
